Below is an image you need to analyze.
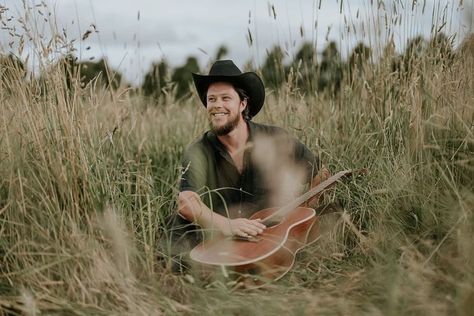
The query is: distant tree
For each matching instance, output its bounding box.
[36,54,123,99]
[381,40,396,63]
[399,36,426,76]
[318,41,343,95]
[405,36,426,59]
[348,42,372,83]
[457,33,474,72]
[214,45,229,61]
[142,60,170,99]
[0,54,26,93]
[261,45,286,90]
[47,55,122,90]
[390,36,426,81]
[427,32,455,66]
[349,43,371,69]
[171,56,200,99]
[289,42,318,93]
[459,33,474,58]
[380,40,399,79]
[76,58,122,90]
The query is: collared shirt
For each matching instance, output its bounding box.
[179,121,319,218]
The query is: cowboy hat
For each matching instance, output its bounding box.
[192,60,265,118]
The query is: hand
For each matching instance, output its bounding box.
[317,166,331,183]
[306,166,331,208]
[219,218,266,237]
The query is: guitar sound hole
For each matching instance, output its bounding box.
[263,219,282,228]
[246,267,260,275]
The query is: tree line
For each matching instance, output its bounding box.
[1,32,471,99]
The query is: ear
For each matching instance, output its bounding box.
[239,98,248,113]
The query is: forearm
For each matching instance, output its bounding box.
[177,191,265,237]
[177,191,228,231]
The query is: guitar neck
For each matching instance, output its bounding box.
[262,169,356,223]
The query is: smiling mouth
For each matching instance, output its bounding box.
[211,112,229,117]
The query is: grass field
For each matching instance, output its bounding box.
[1,1,474,315]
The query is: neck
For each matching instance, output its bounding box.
[217,120,249,153]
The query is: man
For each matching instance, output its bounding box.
[171,60,328,264]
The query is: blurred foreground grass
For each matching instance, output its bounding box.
[1,1,474,315]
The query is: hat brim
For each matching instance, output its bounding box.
[192,72,265,118]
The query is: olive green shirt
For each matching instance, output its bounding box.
[179,121,319,218]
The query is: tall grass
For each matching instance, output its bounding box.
[1,1,474,315]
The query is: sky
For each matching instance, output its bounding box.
[0,0,472,85]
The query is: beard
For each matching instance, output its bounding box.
[209,111,241,136]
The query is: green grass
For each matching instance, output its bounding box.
[1,1,474,315]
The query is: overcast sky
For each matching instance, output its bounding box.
[0,0,472,85]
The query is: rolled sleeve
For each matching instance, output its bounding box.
[293,139,320,184]
[179,143,208,193]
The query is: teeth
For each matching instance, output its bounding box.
[212,113,227,116]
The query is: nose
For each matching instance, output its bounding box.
[208,101,224,111]
[215,98,225,107]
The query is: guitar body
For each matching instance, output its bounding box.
[189,169,364,286]
[189,207,320,286]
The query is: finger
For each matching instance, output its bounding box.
[250,223,265,232]
[235,229,249,238]
[243,223,264,234]
[252,221,266,230]
[244,226,259,236]
[238,228,258,238]
[241,225,259,236]
[247,219,266,229]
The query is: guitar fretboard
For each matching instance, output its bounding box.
[261,169,356,224]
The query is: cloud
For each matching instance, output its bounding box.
[0,0,469,85]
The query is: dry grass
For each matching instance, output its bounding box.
[1,1,474,315]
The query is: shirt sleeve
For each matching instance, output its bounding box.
[179,143,208,193]
[293,138,320,184]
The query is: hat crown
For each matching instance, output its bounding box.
[208,60,242,76]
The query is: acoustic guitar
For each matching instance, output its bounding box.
[189,169,364,287]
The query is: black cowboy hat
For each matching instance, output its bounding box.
[192,60,265,118]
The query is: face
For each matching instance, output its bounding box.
[206,82,247,136]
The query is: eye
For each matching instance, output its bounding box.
[223,96,230,101]
[207,97,216,102]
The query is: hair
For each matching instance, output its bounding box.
[234,86,252,122]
